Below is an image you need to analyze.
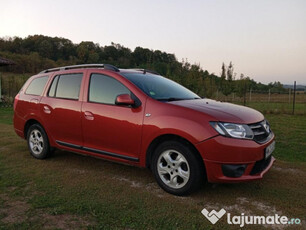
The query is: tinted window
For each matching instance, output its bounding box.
[25,76,48,96]
[122,73,200,101]
[89,74,130,104]
[49,74,83,100]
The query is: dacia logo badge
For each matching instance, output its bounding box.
[263,123,270,133]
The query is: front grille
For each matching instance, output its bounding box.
[250,156,272,175]
[249,120,271,143]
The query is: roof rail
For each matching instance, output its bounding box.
[133,69,160,75]
[39,64,120,74]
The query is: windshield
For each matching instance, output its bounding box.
[122,72,200,101]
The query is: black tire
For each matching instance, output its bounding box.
[152,140,204,196]
[27,124,52,159]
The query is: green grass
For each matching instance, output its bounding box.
[265,114,306,162]
[0,107,13,125]
[0,106,305,229]
[245,101,306,115]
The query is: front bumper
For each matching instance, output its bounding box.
[196,134,275,183]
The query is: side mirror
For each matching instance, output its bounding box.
[115,94,135,106]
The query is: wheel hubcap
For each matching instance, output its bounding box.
[157,150,190,189]
[29,129,44,155]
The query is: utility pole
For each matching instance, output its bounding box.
[243,81,246,106]
[292,81,296,115]
[0,73,2,102]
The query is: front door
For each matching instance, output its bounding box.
[81,73,144,161]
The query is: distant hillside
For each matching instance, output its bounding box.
[283,84,306,91]
[0,35,289,98]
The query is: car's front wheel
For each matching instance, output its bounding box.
[152,140,204,195]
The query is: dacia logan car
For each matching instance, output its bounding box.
[13,64,275,195]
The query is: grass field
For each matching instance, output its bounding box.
[214,92,306,115]
[244,101,305,115]
[0,108,305,229]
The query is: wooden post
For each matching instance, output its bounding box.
[289,88,291,104]
[268,89,271,103]
[292,81,296,115]
[243,81,246,106]
[249,88,252,102]
[0,73,2,102]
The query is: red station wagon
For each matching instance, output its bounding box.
[13,64,275,195]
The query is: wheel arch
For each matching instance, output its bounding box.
[145,134,205,174]
[24,119,43,139]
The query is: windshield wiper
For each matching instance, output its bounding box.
[156,98,186,101]
[156,97,200,101]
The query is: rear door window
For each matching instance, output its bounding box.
[48,73,83,100]
[25,76,49,96]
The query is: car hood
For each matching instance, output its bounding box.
[169,99,264,124]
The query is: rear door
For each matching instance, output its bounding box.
[81,72,144,161]
[40,72,84,147]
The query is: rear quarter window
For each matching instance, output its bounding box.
[48,73,83,100]
[25,76,49,96]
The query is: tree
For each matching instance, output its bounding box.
[220,62,226,80]
[0,35,286,99]
[236,74,246,98]
[227,61,234,81]
[203,75,217,98]
[220,63,231,96]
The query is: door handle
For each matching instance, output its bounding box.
[43,105,51,114]
[84,111,94,120]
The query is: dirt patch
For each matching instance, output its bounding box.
[0,194,30,224]
[37,213,95,230]
[112,175,167,198]
[112,176,143,188]
[69,169,87,175]
[0,192,96,229]
[272,166,305,175]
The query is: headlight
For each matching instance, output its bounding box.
[210,122,254,139]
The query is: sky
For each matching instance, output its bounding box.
[1,0,305,85]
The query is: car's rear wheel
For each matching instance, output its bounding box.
[152,140,204,195]
[27,124,51,159]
